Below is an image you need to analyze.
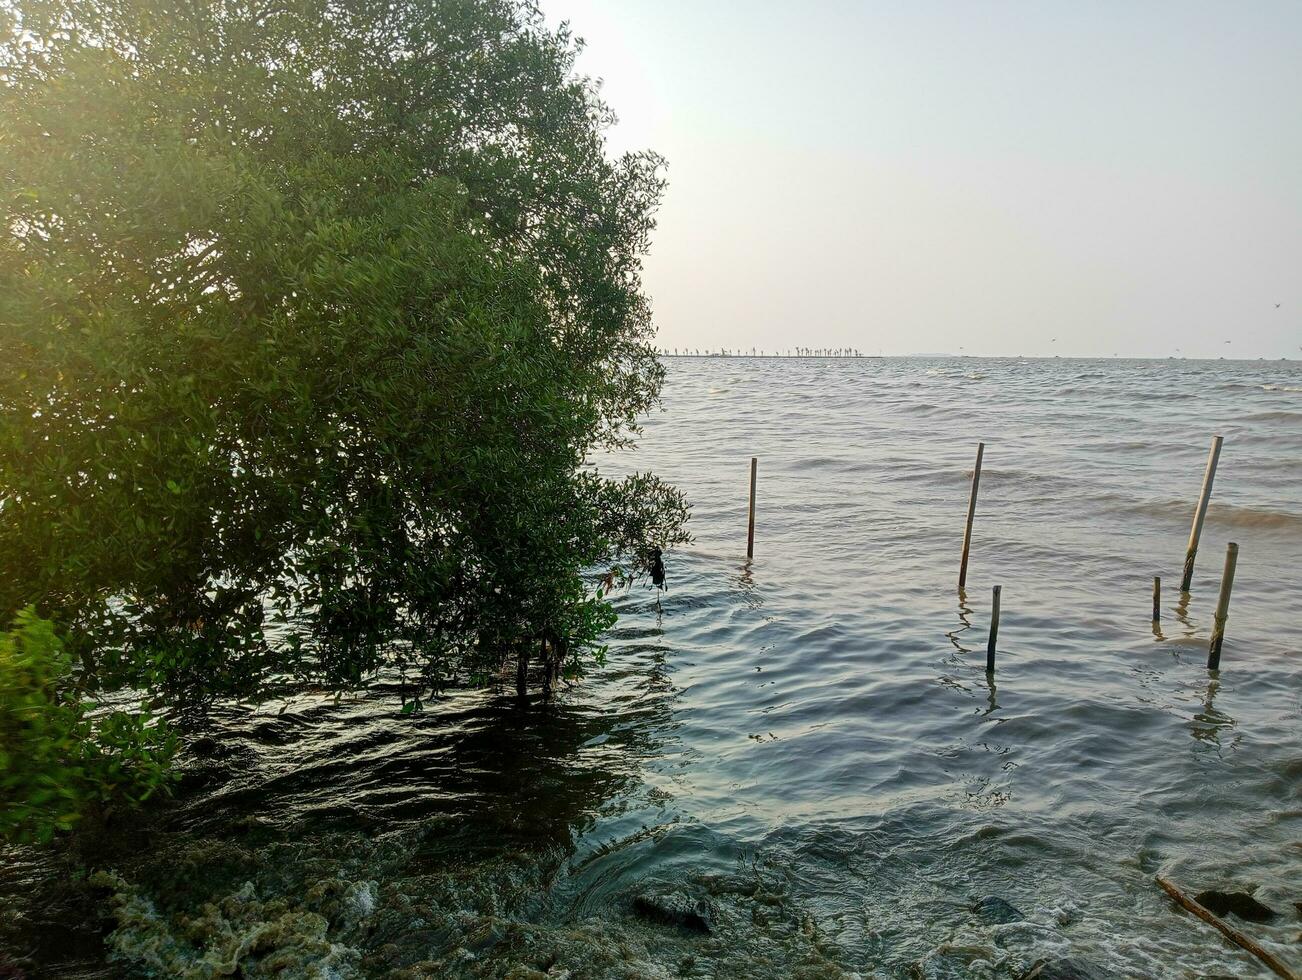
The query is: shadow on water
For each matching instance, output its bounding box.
[1173,588,1197,637]
[945,587,975,657]
[1,655,682,977]
[983,673,1000,719]
[734,557,765,612]
[1188,678,1240,755]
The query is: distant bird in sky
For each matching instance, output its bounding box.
[1276,303,1282,308]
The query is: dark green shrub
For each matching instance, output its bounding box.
[0,610,177,844]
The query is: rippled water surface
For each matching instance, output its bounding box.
[5,357,1301,978]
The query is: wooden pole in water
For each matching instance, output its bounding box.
[1152,576,1161,622]
[1207,542,1238,671]
[959,442,985,590]
[1180,436,1223,592]
[1156,876,1298,980]
[746,457,757,560]
[986,585,1001,673]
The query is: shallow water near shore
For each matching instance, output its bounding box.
[4,356,1301,978]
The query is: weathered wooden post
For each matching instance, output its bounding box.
[959,442,985,589]
[986,585,1001,673]
[1181,436,1224,592]
[1207,542,1238,671]
[1152,576,1161,622]
[746,457,757,559]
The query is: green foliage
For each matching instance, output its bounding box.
[0,0,688,705]
[0,609,177,844]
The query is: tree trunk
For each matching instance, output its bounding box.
[515,645,530,698]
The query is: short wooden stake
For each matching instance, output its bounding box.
[746,457,757,559]
[1152,576,1161,622]
[1207,542,1238,671]
[958,442,985,589]
[986,585,1001,673]
[1181,436,1223,592]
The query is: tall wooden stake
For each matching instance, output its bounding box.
[959,442,985,589]
[1207,542,1238,671]
[1181,436,1223,592]
[1152,576,1161,622]
[986,585,1001,673]
[746,457,757,559]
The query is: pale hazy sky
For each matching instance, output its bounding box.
[541,1,1301,358]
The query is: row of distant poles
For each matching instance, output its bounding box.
[743,436,1239,673]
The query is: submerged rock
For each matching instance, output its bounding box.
[971,895,1026,924]
[912,947,998,979]
[630,888,715,934]
[189,734,237,758]
[1018,957,1109,980]
[1193,889,1277,923]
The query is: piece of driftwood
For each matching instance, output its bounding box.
[1155,875,1298,980]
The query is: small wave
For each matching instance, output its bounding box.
[1239,410,1302,423]
[1260,384,1302,393]
[1125,499,1302,531]
[1209,503,1302,530]
[1050,386,1109,396]
[1085,440,1152,452]
[899,402,950,416]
